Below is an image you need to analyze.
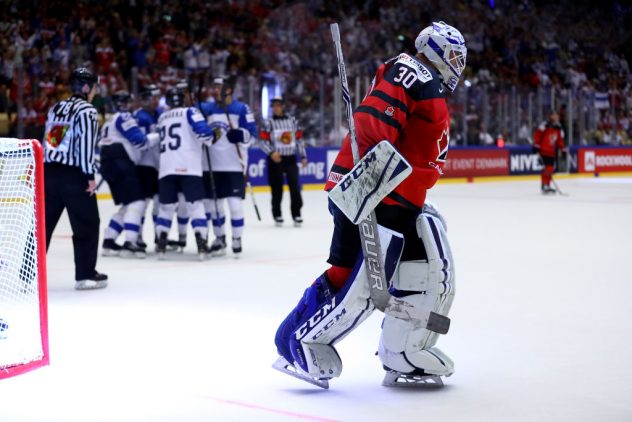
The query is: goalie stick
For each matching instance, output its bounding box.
[330,23,450,335]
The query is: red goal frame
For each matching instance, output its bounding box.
[0,139,49,379]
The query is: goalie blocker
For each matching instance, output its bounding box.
[328,140,412,225]
[273,204,455,388]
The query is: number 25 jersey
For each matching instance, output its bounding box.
[325,53,450,210]
[157,107,213,178]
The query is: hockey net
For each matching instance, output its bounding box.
[0,138,48,379]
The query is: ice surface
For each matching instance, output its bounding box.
[1,176,631,421]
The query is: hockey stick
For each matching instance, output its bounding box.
[188,75,222,226]
[222,104,262,221]
[330,23,390,312]
[550,176,568,196]
[331,23,449,334]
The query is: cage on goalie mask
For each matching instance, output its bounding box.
[415,21,467,92]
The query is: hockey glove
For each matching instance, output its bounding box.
[226,128,246,144]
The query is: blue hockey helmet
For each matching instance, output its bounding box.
[415,22,467,92]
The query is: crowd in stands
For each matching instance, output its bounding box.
[0,0,630,145]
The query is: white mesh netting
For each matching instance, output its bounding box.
[0,139,43,371]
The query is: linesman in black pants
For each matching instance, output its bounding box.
[42,67,107,290]
[258,97,307,227]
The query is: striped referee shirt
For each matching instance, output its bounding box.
[259,114,306,158]
[43,95,99,178]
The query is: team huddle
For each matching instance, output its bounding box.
[98,77,257,260]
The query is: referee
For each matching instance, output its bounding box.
[258,97,307,227]
[43,67,107,290]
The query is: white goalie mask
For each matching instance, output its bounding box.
[415,21,467,92]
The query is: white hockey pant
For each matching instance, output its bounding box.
[378,211,456,376]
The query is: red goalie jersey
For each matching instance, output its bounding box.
[325,53,450,210]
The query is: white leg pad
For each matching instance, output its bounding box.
[294,225,404,379]
[378,210,456,376]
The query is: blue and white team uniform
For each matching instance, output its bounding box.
[134,106,161,243]
[155,100,214,258]
[199,98,257,255]
[99,94,153,257]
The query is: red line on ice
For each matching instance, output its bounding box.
[208,396,339,422]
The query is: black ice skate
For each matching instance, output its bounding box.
[274,216,284,227]
[101,239,122,257]
[232,237,242,256]
[195,233,209,261]
[293,216,303,227]
[541,184,556,194]
[75,271,108,290]
[137,237,147,250]
[176,234,187,253]
[156,233,168,260]
[121,241,147,259]
[209,235,226,257]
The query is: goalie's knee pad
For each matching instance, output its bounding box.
[379,209,456,376]
[275,225,404,379]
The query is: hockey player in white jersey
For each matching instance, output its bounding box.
[100,91,158,258]
[155,88,215,260]
[199,77,257,257]
[134,84,162,249]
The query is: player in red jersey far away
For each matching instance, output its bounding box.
[534,111,566,194]
[274,22,466,388]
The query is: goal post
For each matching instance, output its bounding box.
[0,138,49,379]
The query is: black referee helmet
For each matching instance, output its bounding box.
[70,67,98,96]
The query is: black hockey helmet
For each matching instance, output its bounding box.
[213,75,236,103]
[139,84,161,100]
[165,88,184,108]
[270,96,284,105]
[111,90,133,112]
[70,67,98,95]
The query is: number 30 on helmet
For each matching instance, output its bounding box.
[415,21,467,92]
